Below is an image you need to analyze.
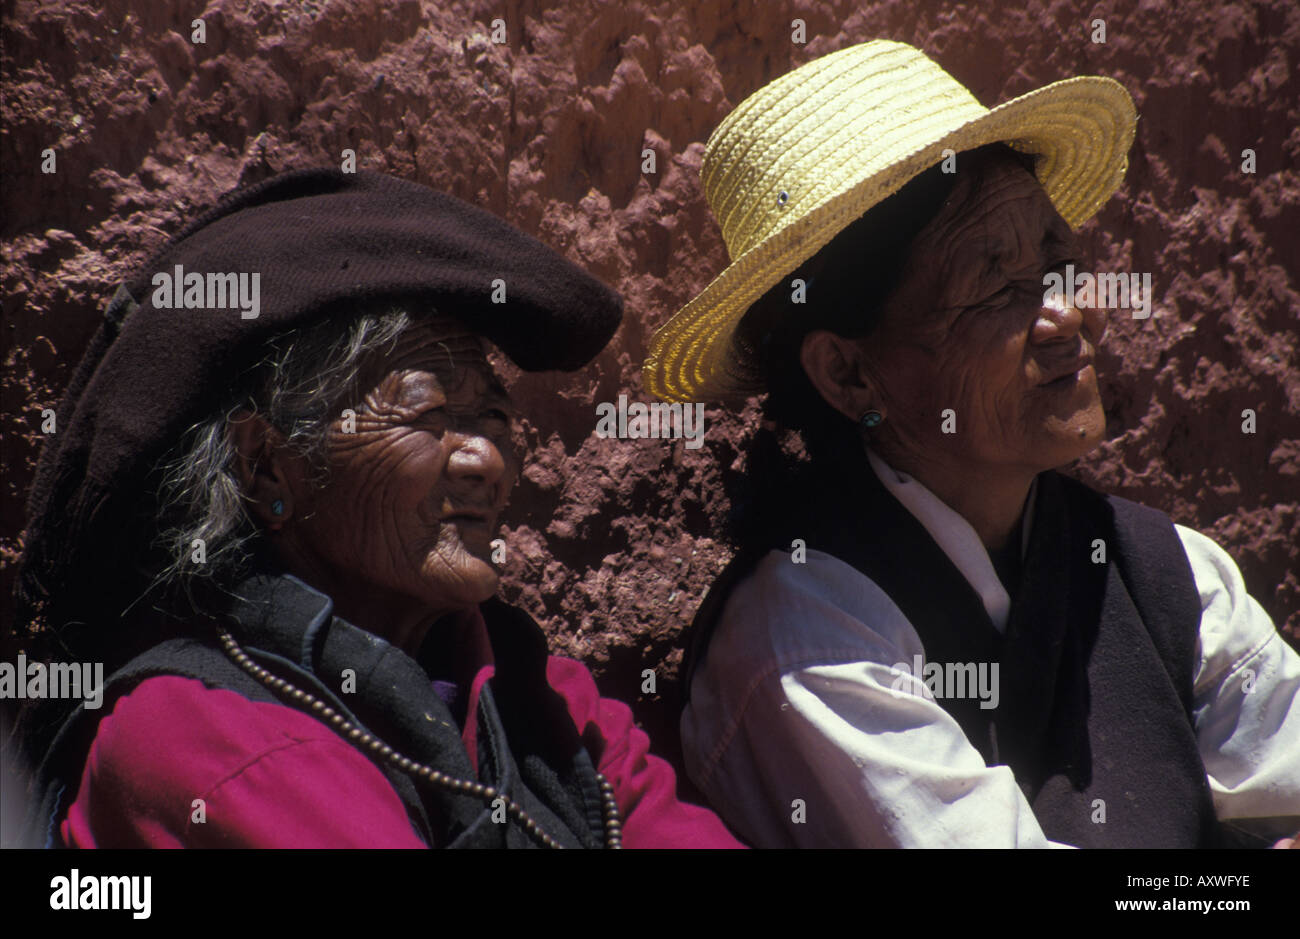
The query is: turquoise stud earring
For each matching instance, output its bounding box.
[860,410,883,430]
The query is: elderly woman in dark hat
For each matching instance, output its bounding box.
[14,168,741,849]
[646,41,1300,849]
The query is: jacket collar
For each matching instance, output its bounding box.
[222,573,600,848]
[224,572,480,794]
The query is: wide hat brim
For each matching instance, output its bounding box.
[644,67,1137,404]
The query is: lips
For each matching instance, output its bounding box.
[1039,353,1094,386]
[440,508,491,525]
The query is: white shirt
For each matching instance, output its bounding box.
[681,450,1300,848]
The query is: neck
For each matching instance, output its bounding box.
[318,580,491,689]
[268,536,446,656]
[870,440,1036,552]
[329,588,439,656]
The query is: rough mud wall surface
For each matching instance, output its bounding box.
[3,1,1298,762]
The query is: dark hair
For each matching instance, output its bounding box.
[727,143,1037,547]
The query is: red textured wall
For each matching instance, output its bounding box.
[3,0,1297,764]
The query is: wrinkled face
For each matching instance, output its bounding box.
[865,150,1108,474]
[292,321,520,618]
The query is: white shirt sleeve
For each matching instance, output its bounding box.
[1178,525,1300,840]
[680,549,1074,848]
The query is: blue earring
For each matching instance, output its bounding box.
[860,410,883,430]
[271,499,284,516]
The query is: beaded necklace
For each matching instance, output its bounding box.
[217,627,624,849]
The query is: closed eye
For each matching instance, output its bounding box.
[976,283,1018,307]
[1044,256,1080,276]
[979,276,1052,312]
[415,406,448,431]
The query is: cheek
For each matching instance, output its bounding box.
[944,315,1028,393]
[888,332,1022,421]
[915,334,1032,452]
[327,430,446,520]
[386,437,446,505]
[500,448,522,502]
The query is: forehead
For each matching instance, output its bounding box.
[894,154,1070,315]
[928,158,1058,260]
[368,319,505,396]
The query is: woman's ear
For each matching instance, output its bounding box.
[227,411,296,530]
[800,330,881,422]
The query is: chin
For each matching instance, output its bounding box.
[1040,410,1106,468]
[417,552,500,610]
[455,557,500,605]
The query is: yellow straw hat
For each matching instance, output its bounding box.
[643,39,1137,403]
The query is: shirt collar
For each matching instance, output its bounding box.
[864,448,1037,633]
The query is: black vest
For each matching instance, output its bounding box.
[25,575,609,849]
[687,448,1225,848]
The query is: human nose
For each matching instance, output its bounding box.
[444,432,506,493]
[1031,290,1102,346]
[1078,299,1107,347]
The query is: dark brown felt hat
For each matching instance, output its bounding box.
[16,167,623,624]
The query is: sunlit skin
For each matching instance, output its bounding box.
[230,317,520,664]
[802,148,1108,560]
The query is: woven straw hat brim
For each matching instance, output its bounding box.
[644,74,1137,404]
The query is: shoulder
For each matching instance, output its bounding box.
[78,675,365,802]
[542,656,601,722]
[1172,524,1284,689]
[1174,523,1256,610]
[705,547,922,676]
[683,546,924,765]
[63,674,411,847]
[1055,472,1187,554]
[1172,522,1275,647]
[88,673,347,760]
[1055,477,1203,655]
[538,654,644,742]
[1053,472,1181,534]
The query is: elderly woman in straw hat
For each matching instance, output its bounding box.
[12,168,742,849]
[645,41,1300,849]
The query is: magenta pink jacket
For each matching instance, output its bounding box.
[61,654,744,849]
